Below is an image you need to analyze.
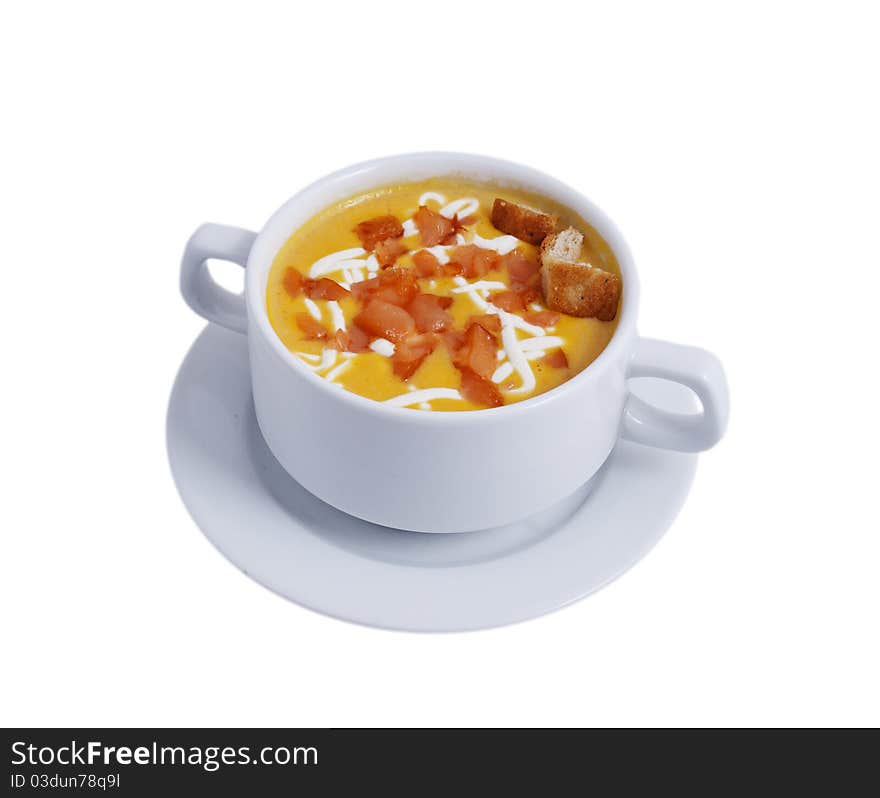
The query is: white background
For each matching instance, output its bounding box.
[2,1,878,727]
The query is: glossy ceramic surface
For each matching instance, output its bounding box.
[167,325,699,631]
[180,153,728,532]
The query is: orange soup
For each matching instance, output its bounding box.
[266,179,621,411]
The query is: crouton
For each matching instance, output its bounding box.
[491,198,556,245]
[540,227,621,321]
[544,225,583,261]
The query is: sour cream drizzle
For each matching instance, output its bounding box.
[324,355,354,382]
[304,298,321,321]
[297,349,337,372]
[419,191,446,206]
[470,230,519,255]
[309,248,366,278]
[327,300,346,332]
[519,336,564,351]
[294,195,568,406]
[384,388,463,407]
[492,361,514,383]
[495,307,545,336]
[450,276,547,394]
[425,245,451,264]
[501,324,536,394]
[399,194,478,239]
[369,338,395,357]
[439,197,479,219]
[452,280,506,292]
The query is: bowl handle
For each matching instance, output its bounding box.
[620,337,730,452]
[180,223,257,333]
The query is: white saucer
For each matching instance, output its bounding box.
[167,325,698,632]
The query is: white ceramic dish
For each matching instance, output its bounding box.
[167,325,699,632]
[180,152,728,532]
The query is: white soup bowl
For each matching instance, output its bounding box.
[180,153,729,533]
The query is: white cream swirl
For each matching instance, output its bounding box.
[384,388,463,408]
[294,195,567,406]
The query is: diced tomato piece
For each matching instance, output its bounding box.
[489,290,525,313]
[444,214,474,243]
[459,368,503,408]
[354,299,415,343]
[441,329,465,354]
[469,313,501,336]
[524,310,560,327]
[371,267,419,306]
[347,324,371,352]
[449,245,477,271]
[391,333,437,380]
[543,349,569,369]
[329,325,371,353]
[450,245,499,279]
[372,287,403,305]
[296,313,329,340]
[350,276,379,301]
[354,215,404,250]
[501,250,540,287]
[407,293,453,333]
[453,322,497,381]
[474,250,500,278]
[282,267,303,298]
[412,249,441,277]
[514,284,541,305]
[441,261,463,276]
[414,205,454,247]
[375,237,408,268]
[305,277,350,301]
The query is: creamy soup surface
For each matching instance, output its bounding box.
[266,179,621,411]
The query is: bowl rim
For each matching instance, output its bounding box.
[245,151,639,424]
